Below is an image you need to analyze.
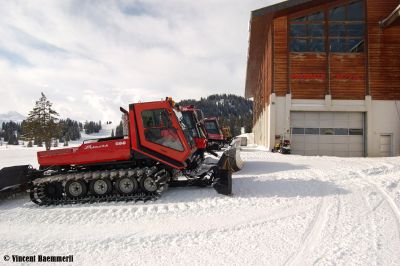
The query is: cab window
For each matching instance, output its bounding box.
[141,109,184,151]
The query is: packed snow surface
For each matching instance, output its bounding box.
[1,146,400,265]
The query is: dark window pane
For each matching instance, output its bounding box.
[349,128,363,135]
[320,128,334,135]
[334,128,349,135]
[290,39,307,52]
[305,128,319,135]
[309,39,325,52]
[308,11,324,21]
[347,23,365,36]
[290,24,307,37]
[330,38,346,52]
[309,24,324,37]
[142,109,171,128]
[329,23,346,36]
[348,1,364,21]
[292,128,305,134]
[291,16,307,22]
[329,6,346,21]
[142,109,184,151]
[347,39,364,52]
[204,120,220,135]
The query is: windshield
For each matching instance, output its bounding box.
[173,109,196,148]
[205,120,220,135]
[195,109,204,121]
[182,111,200,138]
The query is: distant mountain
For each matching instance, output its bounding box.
[0,111,25,126]
[179,94,253,136]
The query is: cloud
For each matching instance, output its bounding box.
[0,0,280,123]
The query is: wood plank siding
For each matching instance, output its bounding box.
[330,54,366,99]
[290,53,327,99]
[368,0,400,100]
[273,16,288,96]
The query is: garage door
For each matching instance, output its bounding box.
[290,112,364,157]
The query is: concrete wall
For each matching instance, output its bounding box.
[368,101,400,156]
[255,94,400,157]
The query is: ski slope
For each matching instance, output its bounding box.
[1,146,400,265]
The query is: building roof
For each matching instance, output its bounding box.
[252,0,317,17]
[380,4,400,28]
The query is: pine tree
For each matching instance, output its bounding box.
[64,134,70,147]
[22,92,60,150]
[116,121,123,137]
[111,129,115,137]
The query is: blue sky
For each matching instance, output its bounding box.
[0,0,279,122]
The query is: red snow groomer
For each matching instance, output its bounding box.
[204,117,226,150]
[0,98,243,205]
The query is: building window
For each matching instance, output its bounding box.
[320,128,334,135]
[289,0,365,53]
[292,128,305,134]
[329,1,365,53]
[349,128,363,135]
[290,11,325,52]
[291,127,361,135]
[305,128,320,135]
[334,128,349,135]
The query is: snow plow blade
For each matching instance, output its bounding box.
[213,169,232,195]
[213,139,243,195]
[220,139,244,172]
[0,165,32,195]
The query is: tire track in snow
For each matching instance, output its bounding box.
[360,175,400,241]
[348,176,379,265]
[283,197,331,266]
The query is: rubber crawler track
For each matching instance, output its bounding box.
[29,167,166,206]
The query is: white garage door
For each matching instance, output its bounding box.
[290,112,364,157]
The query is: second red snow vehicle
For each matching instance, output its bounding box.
[204,117,225,150]
[0,98,243,205]
[181,105,208,157]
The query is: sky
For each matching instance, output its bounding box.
[0,0,279,123]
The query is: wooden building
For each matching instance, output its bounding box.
[245,0,400,157]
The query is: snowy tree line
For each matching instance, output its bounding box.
[1,119,87,147]
[83,121,102,134]
[0,93,102,148]
[0,121,21,145]
[111,121,124,138]
[179,94,253,136]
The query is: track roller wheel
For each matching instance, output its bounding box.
[140,176,158,193]
[115,177,138,195]
[44,182,63,199]
[90,179,112,196]
[65,180,87,198]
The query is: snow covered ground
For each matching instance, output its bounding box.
[1,146,400,265]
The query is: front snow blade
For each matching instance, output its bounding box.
[213,169,232,195]
[0,165,31,193]
[217,139,244,173]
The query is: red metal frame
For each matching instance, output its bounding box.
[38,138,131,167]
[133,101,192,164]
